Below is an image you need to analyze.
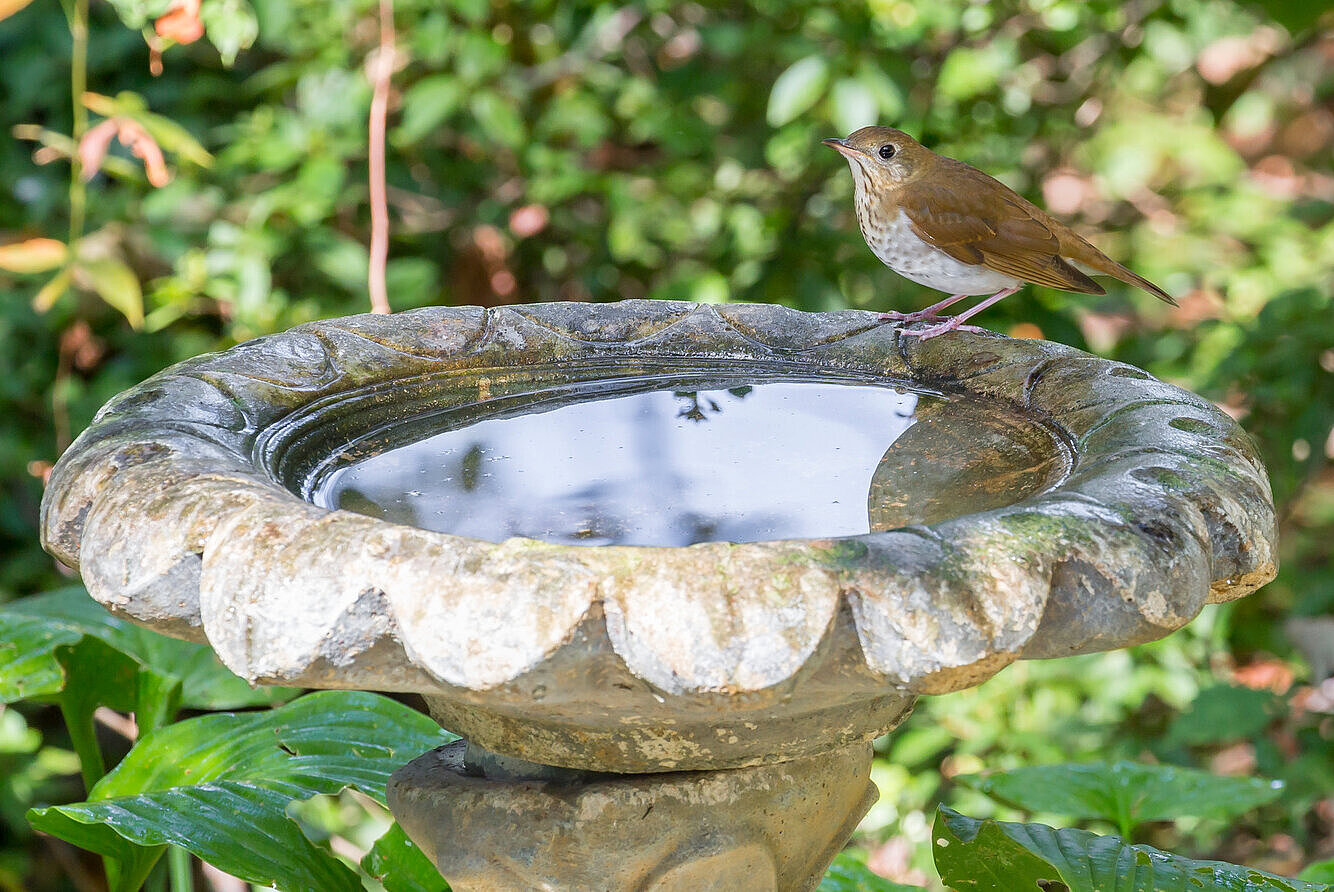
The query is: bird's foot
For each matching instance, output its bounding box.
[900,319,988,341]
[877,310,944,323]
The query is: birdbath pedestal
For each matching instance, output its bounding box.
[41,301,1277,891]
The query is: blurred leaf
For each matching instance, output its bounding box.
[32,267,73,312]
[1165,684,1283,746]
[76,258,144,328]
[767,55,829,127]
[818,852,921,891]
[200,0,258,66]
[361,823,448,892]
[936,44,1009,101]
[934,807,1328,892]
[0,238,67,273]
[959,761,1284,836]
[29,692,453,892]
[396,74,463,145]
[1252,0,1328,34]
[99,0,171,29]
[830,78,878,137]
[470,91,525,149]
[0,0,36,20]
[1303,860,1334,883]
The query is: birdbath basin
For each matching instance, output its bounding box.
[41,300,1277,891]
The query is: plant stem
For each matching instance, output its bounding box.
[168,848,193,891]
[366,0,394,315]
[66,0,89,248]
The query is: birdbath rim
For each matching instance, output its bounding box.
[40,300,1276,770]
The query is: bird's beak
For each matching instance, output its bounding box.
[822,137,860,159]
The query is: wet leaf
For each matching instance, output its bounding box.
[361,822,448,892]
[29,692,454,892]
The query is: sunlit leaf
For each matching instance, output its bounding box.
[830,78,878,137]
[77,258,144,328]
[0,237,67,273]
[0,0,36,21]
[767,55,829,127]
[200,0,258,67]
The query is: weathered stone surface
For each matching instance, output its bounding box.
[387,739,877,892]
[41,300,1278,770]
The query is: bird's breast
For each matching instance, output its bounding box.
[856,205,1020,296]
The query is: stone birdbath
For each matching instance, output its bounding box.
[41,300,1277,891]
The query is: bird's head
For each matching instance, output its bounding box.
[822,126,929,192]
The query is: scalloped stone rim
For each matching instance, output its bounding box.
[40,301,1277,771]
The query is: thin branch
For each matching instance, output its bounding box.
[366,0,394,315]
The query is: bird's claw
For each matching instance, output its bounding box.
[899,320,988,341]
[877,311,943,323]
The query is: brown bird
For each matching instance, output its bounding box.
[824,126,1175,340]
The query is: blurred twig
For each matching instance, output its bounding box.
[366,0,394,315]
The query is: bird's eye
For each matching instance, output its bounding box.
[879,144,896,159]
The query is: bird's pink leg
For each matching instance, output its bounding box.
[878,292,972,323]
[902,287,1021,341]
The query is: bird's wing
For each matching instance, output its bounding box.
[900,165,1104,295]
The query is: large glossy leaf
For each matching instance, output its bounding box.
[361,822,448,892]
[0,587,294,709]
[959,761,1284,836]
[818,852,922,891]
[934,808,1329,892]
[30,692,454,892]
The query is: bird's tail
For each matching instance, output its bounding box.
[1062,240,1177,306]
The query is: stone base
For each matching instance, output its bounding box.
[387,739,878,891]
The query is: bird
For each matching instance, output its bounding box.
[823,126,1175,340]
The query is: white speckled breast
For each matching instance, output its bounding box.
[860,207,1020,296]
[844,157,1020,296]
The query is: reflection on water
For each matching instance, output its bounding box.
[314,382,930,546]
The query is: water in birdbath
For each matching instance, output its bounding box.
[307,376,1069,546]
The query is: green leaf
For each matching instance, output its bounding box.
[767,55,829,127]
[200,0,258,67]
[396,74,464,145]
[29,806,164,892]
[1302,860,1334,883]
[361,822,448,892]
[0,587,294,709]
[100,0,170,29]
[470,91,526,149]
[829,78,878,138]
[958,761,1284,836]
[77,258,144,328]
[818,851,922,891]
[30,692,453,892]
[933,807,1329,892]
[1166,684,1283,746]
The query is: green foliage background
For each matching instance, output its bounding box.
[0,0,1331,888]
